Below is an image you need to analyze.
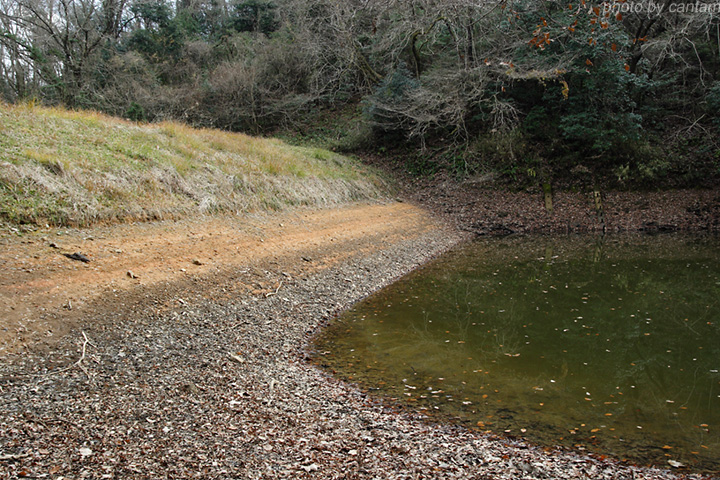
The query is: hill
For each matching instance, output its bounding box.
[0,102,388,227]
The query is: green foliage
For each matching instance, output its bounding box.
[363,64,420,135]
[611,140,668,186]
[227,0,279,35]
[404,153,441,177]
[128,0,186,60]
[556,59,643,154]
[516,1,646,161]
[469,129,527,175]
[125,102,146,122]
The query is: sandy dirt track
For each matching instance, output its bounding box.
[0,202,439,355]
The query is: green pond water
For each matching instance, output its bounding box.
[313,234,720,474]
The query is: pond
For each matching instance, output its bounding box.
[313,234,720,474]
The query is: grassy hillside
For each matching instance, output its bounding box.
[0,102,388,227]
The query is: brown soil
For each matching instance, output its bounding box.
[411,184,720,235]
[0,201,442,355]
[362,155,720,234]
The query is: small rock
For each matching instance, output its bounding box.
[228,353,245,364]
[179,383,199,394]
[127,271,138,279]
[63,252,90,263]
[192,259,203,265]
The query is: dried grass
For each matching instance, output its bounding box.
[0,102,389,226]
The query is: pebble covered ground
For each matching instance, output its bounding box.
[1,224,714,479]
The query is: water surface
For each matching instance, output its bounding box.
[314,234,720,473]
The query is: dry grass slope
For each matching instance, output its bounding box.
[0,102,389,227]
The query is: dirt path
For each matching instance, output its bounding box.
[0,201,442,355]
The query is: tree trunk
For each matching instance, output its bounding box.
[593,188,605,232]
[543,182,553,214]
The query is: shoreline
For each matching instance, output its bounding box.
[1,201,714,479]
[372,157,720,235]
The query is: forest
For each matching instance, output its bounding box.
[1,0,719,188]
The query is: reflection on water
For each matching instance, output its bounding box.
[314,234,720,474]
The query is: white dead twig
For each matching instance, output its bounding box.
[22,331,95,381]
[72,331,93,379]
[265,281,283,298]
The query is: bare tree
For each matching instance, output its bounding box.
[0,0,129,104]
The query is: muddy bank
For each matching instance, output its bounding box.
[0,204,711,479]
[377,162,720,234]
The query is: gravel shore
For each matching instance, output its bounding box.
[0,212,714,479]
